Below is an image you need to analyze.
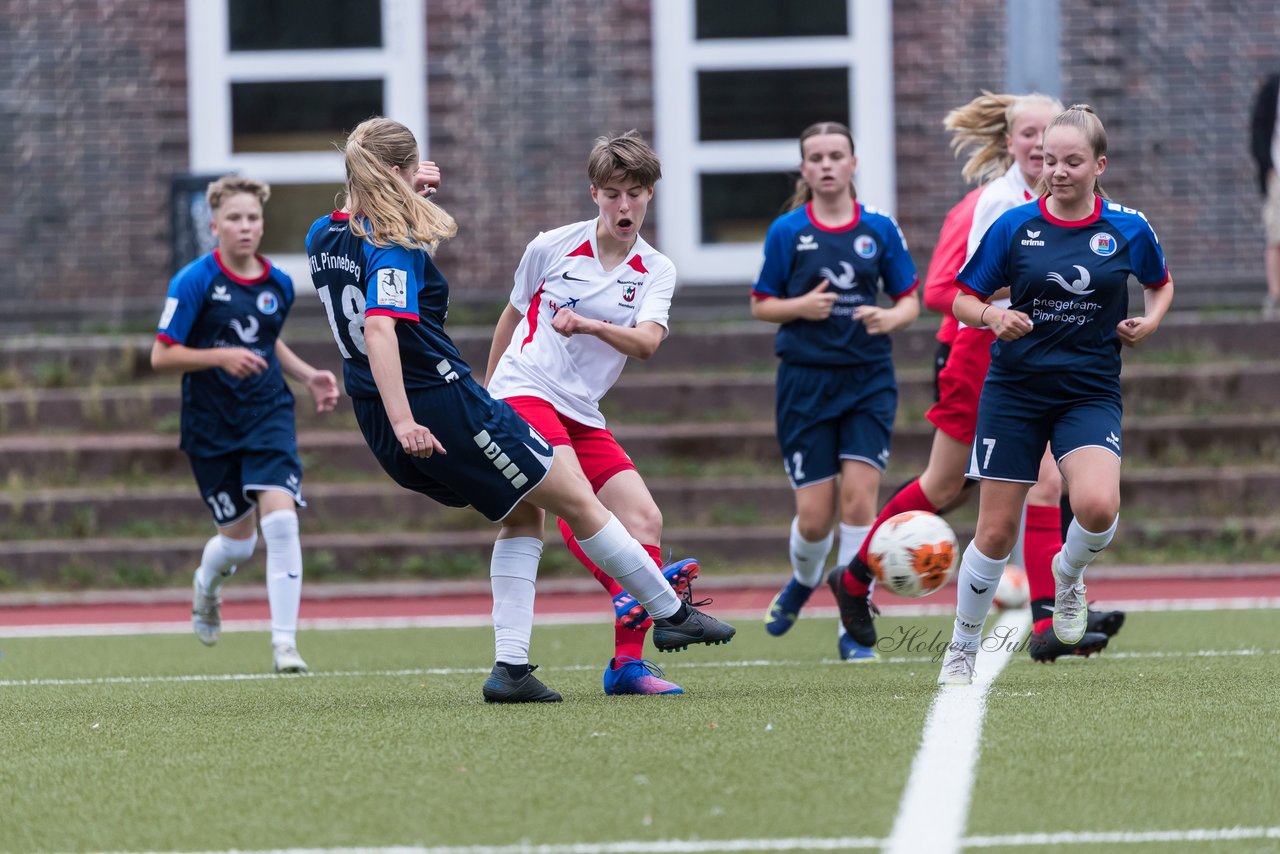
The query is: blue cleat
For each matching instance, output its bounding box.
[602,656,684,695]
[764,578,816,636]
[838,628,879,662]
[612,558,702,629]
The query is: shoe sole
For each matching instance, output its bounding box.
[1029,638,1108,663]
[655,636,732,653]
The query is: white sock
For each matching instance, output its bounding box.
[576,514,679,619]
[260,510,303,648]
[837,522,871,569]
[196,532,257,594]
[1010,504,1027,567]
[951,542,1008,652]
[1060,515,1118,579]
[787,516,833,587]
[491,537,542,665]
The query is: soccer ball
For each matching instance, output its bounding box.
[865,511,958,598]
[993,564,1030,610]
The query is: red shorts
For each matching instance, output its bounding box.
[503,396,635,493]
[925,325,995,444]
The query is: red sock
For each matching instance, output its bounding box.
[1025,504,1061,635]
[557,518,658,646]
[844,479,937,595]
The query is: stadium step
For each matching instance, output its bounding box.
[2,516,1278,585]
[7,360,1280,433]
[6,467,1280,538]
[3,414,1279,484]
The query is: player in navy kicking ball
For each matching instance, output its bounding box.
[305,117,735,703]
[153,175,340,674]
[937,105,1174,685]
[753,121,919,660]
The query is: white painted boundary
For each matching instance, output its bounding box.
[98,824,1280,853]
[883,610,1029,854]
[5,596,1279,639]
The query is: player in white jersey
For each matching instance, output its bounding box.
[486,131,700,696]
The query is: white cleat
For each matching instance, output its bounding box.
[937,645,977,686]
[273,644,309,674]
[191,572,221,647]
[1050,553,1088,644]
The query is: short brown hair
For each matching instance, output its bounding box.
[205,175,270,212]
[587,130,662,189]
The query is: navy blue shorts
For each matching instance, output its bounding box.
[775,361,898,488]
[187,441,304,527]
[968,371,1123,483]
[352,375,553,522]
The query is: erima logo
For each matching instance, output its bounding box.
[969,584,989,595]
[1106,431,1120,449]
[229,316,260,343]
[473,430,529,489]
[1022,228,1045,247]
[819,261,857,290]
[211,285,231,302]
[796,234,818,251]
[436,358,459,383]
[1047,265,1095,296]
[286,473,299,488]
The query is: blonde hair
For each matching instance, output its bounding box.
[1034,104,1110,199]
[588,130,662,188]
[206,175,269,212]
[341,117,457,250]
[784,121,856,212]
[943,91,1063,185]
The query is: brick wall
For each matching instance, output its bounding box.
[2,0,1277,308]
[2,0,188,306]
[425,0,657,296]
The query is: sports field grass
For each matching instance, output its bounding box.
[2,609,1278,852]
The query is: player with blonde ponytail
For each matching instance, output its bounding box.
[306,118,736,703]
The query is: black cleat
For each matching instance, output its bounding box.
[1028,628,1109,662]
[1087,607,1126,638]
[482,664,563,703]
[827,566,879,647]
[652,606,736,652]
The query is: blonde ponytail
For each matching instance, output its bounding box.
[342,117,457,251]
[944,91,1063,185]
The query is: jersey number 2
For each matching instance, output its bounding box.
[317,284,368,358]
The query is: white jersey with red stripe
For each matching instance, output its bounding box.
[487,219,676,428]
[957,163,1035,323]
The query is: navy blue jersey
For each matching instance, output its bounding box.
[753,202,918,367]
[958,196,1169,381]
[157,250,295,455]
[305,211,471,399]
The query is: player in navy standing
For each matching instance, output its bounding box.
[754,121,919,660]
[152,175,340,674]
[305,117,735,703]
[937,105,1174,685]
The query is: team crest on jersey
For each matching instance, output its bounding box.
[256,291,279,315]
[623,285,637,302]
[796,234,819,252]
[854,235,877,258]
[1090,233,1117,257]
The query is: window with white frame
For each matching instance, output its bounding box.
[652,0,894,285]
[185,0,425,286]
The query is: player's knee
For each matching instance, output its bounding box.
[975,517,1019,560]
[618,502,663,545]
[1072,499,1118,533]
[219,532,258,563]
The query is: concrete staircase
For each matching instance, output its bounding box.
[2,312,1278,588]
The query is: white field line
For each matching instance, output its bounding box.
[4,596,1279,639]
[5,647,1279,690]
[98,824,1280,853]
[883,610,1029,854]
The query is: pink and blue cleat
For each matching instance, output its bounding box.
[603,656,683,695]
[612,558,702,629]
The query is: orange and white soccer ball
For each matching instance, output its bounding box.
[993,564,1030,610]
[866,511,958,598]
